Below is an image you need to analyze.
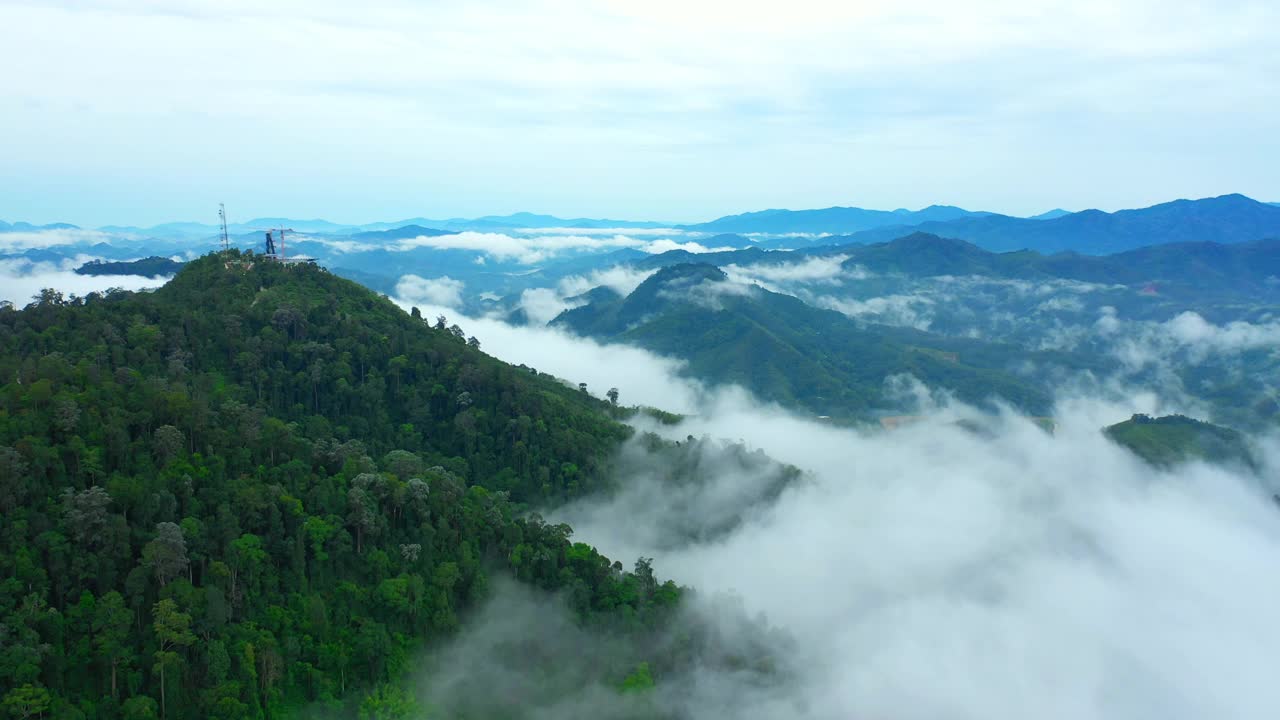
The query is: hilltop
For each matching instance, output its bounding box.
[1105,414,1258,469]
[0,252,772,718]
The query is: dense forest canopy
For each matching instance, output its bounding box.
[0,252,759,719]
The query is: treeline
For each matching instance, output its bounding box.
[0,252,688,719]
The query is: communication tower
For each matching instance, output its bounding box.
[218,203,231,252]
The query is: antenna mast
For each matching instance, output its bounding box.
[218,203,231,252]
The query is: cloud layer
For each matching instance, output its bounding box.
[381,279,1280,718]
[0,256,171,305]
[554,391,1280,719]
[5,0,1276,224]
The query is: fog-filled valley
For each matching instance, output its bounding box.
[5,195,1280,719]
[10,0,1280,714]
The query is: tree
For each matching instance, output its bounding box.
[1,684,51,719]
[0,445,30,512]
[607,387,619,405]
[229,533,267,601]
[358,684,417,720]
[152,599,195,720]
[93,591,133,700]
[620,662,655,693]
[347,482,380,554]
[121,696,159,720]
[152,425,185,465]
[53,398,80,436]
[62,486,112,547]
[0,251,699,718]
[141,522,189,586]
[466,336,480,350]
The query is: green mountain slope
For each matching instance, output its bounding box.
[633,233,1280,304]
[0,252,732,718]
[554,263,1061,417]
[1105,414,1258,469]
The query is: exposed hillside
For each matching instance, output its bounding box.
[554,263,1063,417]
[1105,414,1258,469]
[0,252,761,718]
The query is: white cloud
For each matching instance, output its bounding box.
[0,255,170,305]
[1103,309,1280,370]
[0,228,121,251]
[392,231,647,264]
[681,277,757,310]
[6,0,1277,224]
[558,265,658,298]
[642,239,738,255]
[1165,311,1280,354]
[519,226,686,237]
[516,287,581,326]
[817,294,937,330]
[389,296,705,413]
[508,265,660,326]
[394,274,465,308]
[552,389,1280,719]
[725,254,854,285]
[385,231,734,265]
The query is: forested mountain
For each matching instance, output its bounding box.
[838,194,1280,254]
[1104,414,1258,469]
[0,252,765,719]
[552,263,1072,417]
[634,233,1280,304]
[76,257,185,279]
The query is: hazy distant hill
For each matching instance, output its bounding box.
[1029,209,1073,220]
[0,220,80,232]
[350,224,455,241]
[553,263,1075,417]
[626,232,1280,304]
[470,212,668,229]
[841,194,1280,254]
[685,204,988,235]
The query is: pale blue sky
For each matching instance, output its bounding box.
[2,0,1277,227]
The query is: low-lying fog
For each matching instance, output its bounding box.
[395,293,1280,720]
[0,256,172,306]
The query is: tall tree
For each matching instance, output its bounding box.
[151,599,195,720]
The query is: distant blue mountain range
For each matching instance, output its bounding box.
[7,194,1279,257]
[830,194,1280,254]
[681,204,989,234]
[0,220,80,232]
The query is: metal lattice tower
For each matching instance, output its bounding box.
[218,203,231,252]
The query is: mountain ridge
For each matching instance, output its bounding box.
[837,194,1280,254]
[553,262,1075,418]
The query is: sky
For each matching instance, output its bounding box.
[2,0,1278,227]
